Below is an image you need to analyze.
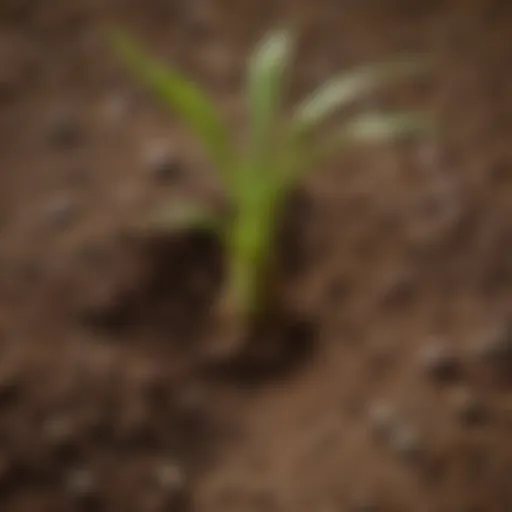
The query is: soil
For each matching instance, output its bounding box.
[1,0,512,510]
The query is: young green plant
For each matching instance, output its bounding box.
[111,29,431,346]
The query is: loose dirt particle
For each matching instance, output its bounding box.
[43,195,81,231]
[367,403,398,442]
[418,338,460,383]
[143,140,182,182]
[472,322,512,365]
[65,467,98,507]
[389,423,424,464]
[449,387,487,426]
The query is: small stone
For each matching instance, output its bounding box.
[43,195,81,230]
[65,467,98,505]
[143,141,181,181]
[472,323,512,365]
[418,339,460,382]
[449,387,486,426]
[155,461,188,507]
[155,462,185,491]
[47,108,81,148]
[389,424,423,463]
[101,92,132,124]
[367,403,398,442]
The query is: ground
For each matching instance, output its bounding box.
[0,0,512,510]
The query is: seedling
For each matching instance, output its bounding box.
[111,28,431,348]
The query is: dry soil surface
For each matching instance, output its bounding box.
[0,0,512,510]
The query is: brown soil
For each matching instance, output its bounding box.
[1,0,512,510]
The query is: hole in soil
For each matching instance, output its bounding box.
[80,230,224,346]
[80,187,320,374]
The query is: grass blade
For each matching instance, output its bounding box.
[314,111,434,166]
[110,29,234,183]
[247,29,294,166]
[294,57,429,133]
[329,111,432,144]
[277,111,432,189]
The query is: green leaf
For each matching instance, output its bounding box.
[293,57,429,133]
[276,111,432,189]
[246,29,294,166]
[313,111,434,166]
[110,29,234,184]
[136,199,226,236]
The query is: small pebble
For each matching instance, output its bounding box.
[143,141,181,181]
[156,462,184,489]
[65,467,97,504]
[389,424,423,463]
[472,323,512,365]
[418,339,460,382]
[449,387,486,426]
[101,92,132,124]
[155,461,187,506]
[47,108,81,148]
[43,195,81,230]
[367,403,398,442]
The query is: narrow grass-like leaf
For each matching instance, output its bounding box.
[111,29,234,183]
[136,200,225,235]
[111,25,432,341]
[294,57,429,133]
[247,29,294,166]
[312,111,434,168]
[275,111,432,190]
